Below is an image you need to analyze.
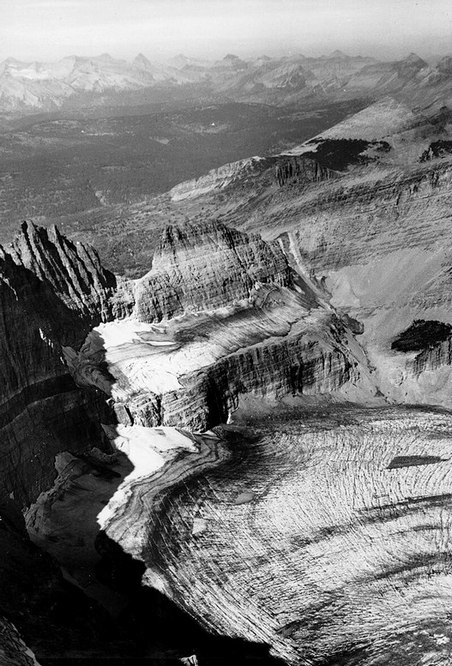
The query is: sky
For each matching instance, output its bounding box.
[0,0,451,63]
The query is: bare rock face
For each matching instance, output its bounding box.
[0,216,369,502]
[0,621,41,666]
[0,217,327,502]
[134,220,292,322]
[207,149,452,406]
[8,221,125,323]
[275,155,336,187]
[69,279,367,432]
[0,225,115,505]
[153,310,357,430]
[413,337,452,375]
[390,320,452,376]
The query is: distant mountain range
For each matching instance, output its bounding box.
[1,50,451,113]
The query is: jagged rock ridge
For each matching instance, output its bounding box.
[0,232,112,505]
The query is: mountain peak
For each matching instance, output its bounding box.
[436,54,452,74]
[328,49,349,59]
[133,52,152,69]
[96,53,115,62]
[402,52,427,67]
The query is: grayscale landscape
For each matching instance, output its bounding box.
[1,1,452,665]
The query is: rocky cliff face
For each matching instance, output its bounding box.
[134,220,292,322]
[169,130,451,407]
[8,221,128,323]
[0,223,118,506]
[280,161,452,274]
[270,158,452,407]
[61,217,369,431]
[109,293,359,432]
[275,155,336,187]
[1,217,364,504]
[413,336,452,375]
[144,101,452,409]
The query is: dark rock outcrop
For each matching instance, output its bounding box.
[391,320,452,353]
[275,155,335,187]
[157,328,356,430]
[0,225,116,505]
[0,491,124,662]
[413,337,452,375]
[420,140,452,162]
[391,320,452,377]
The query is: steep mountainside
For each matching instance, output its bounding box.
[0,224,115,506]
[155,99,452,408]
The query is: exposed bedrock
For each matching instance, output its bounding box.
[1,216,366,502]
[0,222,124,505]
[391,320,452,376]
[275,155,336,187]
[8,221,128,324]
[169,156,267,202]
[64,219,369,430]
[134,219,292,322]
[265,159,452,406]
[169,153,335,205]
[275,160,452,274]
[413,336,452,375]
[158,321,357,430]
[69,284,369,432]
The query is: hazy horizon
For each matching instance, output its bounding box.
[1,0,451,64]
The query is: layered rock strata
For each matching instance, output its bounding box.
[67,284,364,431]
[275,155,336,187]
[134,219,291,321]
[0,226,117,505]
[8,222,120,323]
[196,154,452,406]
